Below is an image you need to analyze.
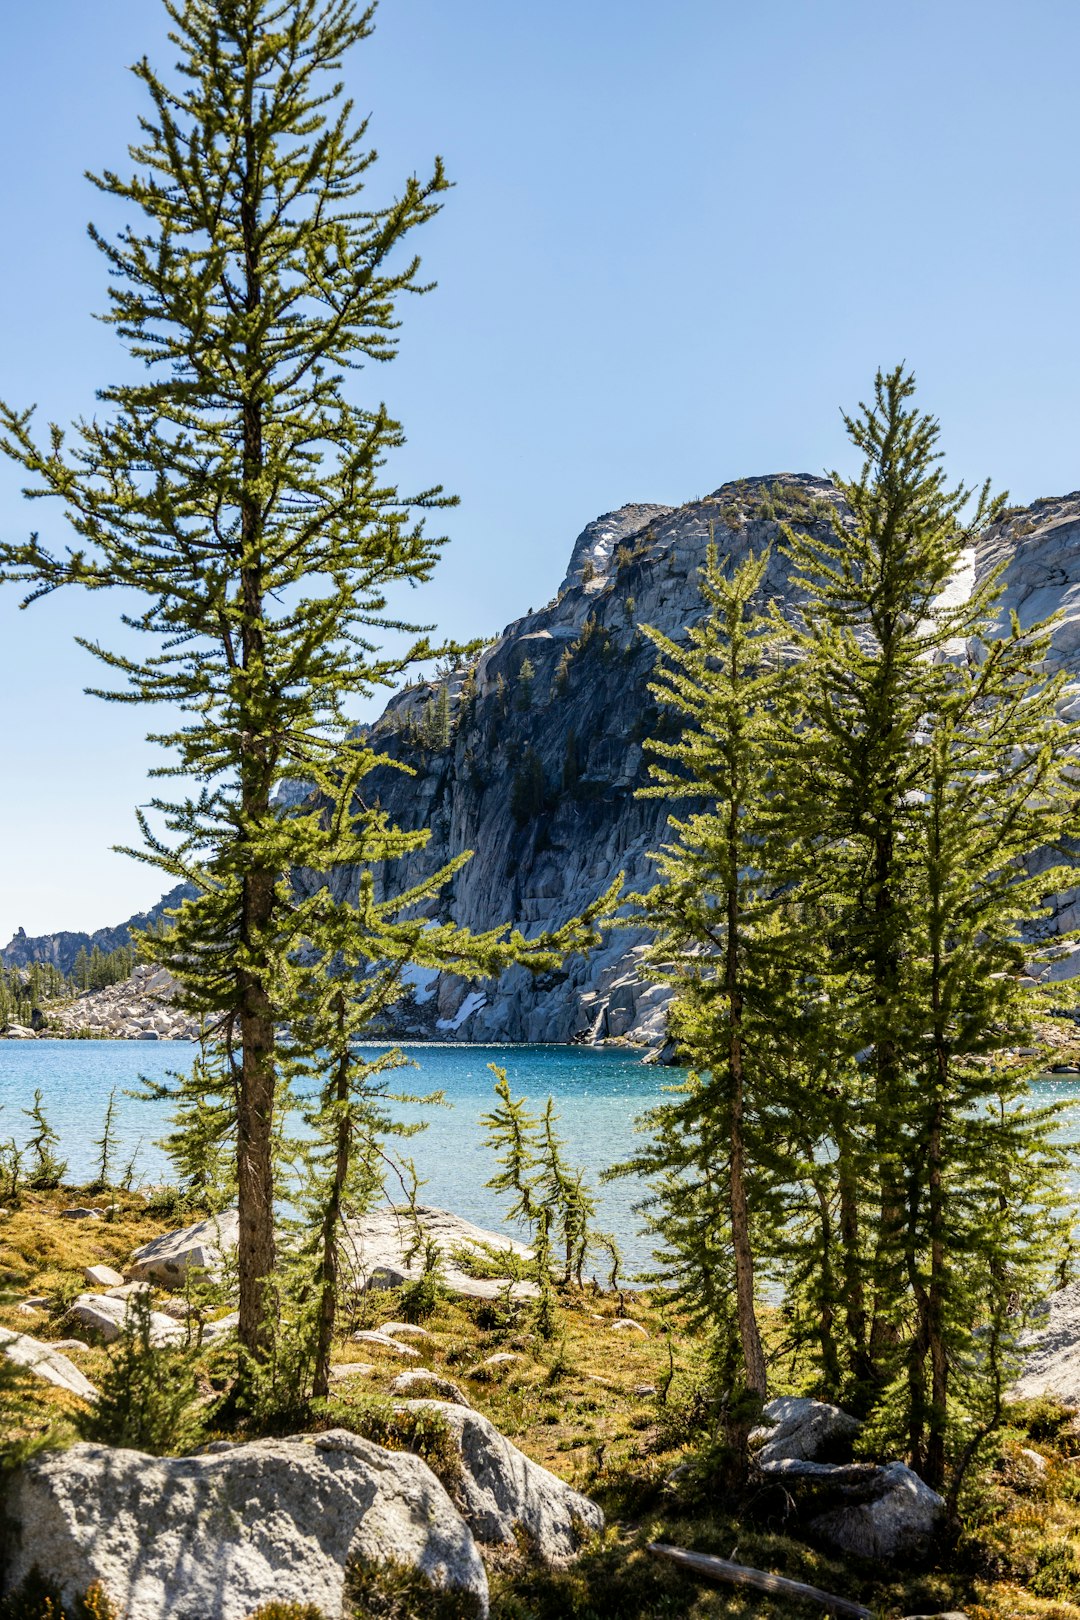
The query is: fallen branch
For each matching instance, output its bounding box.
[647,1542,873,1619]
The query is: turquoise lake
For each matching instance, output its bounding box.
[0,1041,673,1273]
[4,1043,1080,1277]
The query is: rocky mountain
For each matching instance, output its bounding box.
[329,476,1080,1047]
[1,884,196,978]
[10,476,1080,1048]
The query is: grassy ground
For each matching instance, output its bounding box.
[4,1191,1080,1618]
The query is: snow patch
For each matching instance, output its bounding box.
[436,991,488,1032]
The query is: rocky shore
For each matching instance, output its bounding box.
[1,963,200,1041]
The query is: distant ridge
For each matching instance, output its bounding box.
[0,882,196,977]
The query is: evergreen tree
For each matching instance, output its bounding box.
[0,0,614,1364]
[77,1291,204,1456]
[88,1088,118,1193]
[776,367,1076,1480]
[618,543,788,1402]
[22,1090,67,1190]
[434,680,452,748]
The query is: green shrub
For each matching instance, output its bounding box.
[345,1559,484,1620]
[75,1292,204,1456]
[0,1573,118,1620]
[245,1605,328,1620]
[334,1397,462,1495]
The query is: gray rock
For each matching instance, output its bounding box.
[0,1327,98,1402]
[395,1400,602,1565]
[390,1369,471,1406]
[69,1293,185,1347]
[352,1329,422,1358]
[60,1208,102,1221]
[1012,1279,1080,1405]
[84,1264,124,1289]
[376,1321,434,1342]
[128,1208,239,1285]
[751,1395,862,1467]
[330,1362,375,1381]
[610,1318,648,1337]
[201,1310,239,1342]
[810,1460,944,1561]
[344,1204,538,1302]
[1,1430,489,1619]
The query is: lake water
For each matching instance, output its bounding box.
[4,1043,1079,1277]
[0,1041,674,1273]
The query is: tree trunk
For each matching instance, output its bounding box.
[868,822,905,1382]
[925,1069,948,1487]
[835,1120,873,1398]
[235,86,277,1360]
[726,791,766,1401]
[810,1166,843,1398]
[313,999,351,1400]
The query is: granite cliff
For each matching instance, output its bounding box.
[8,476,1080,1048]
[307,476,1080,1046]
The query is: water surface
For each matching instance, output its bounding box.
[0,1041,674,1272]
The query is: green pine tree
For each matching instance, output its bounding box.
[0,0,614,1367]
[776,366,1077,1481]
[618,541,788,1404]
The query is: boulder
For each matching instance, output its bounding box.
[376,1321,434,1342]
[201,1310,240,1343]
[83,1265,124,1289]
[809,1460,944,1561]
[396,1399,602,1565]
[128,1208,239,1285]
[344,1204,538,1303]
[390,1369,471,1406]
[330,1362,375,1382]
[610,1318,648,1337]
[2,1430,488,1620]
[69,1293,185,1348]
[0,1327,97,1402]
[751,1395,861,1466]
[351,1329,421,1358]
[1012,1280,1080,1405]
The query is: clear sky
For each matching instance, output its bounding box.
[1,0,1078,943]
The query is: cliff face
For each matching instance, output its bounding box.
[332,477,1080,1045]
[9,477,1080,1044]
[330,474,845,1046]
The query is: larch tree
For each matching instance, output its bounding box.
[619,542,790,1407]
[0,0,612,1362]
[778,367,1076,1479]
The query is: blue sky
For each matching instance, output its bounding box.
[1,0,1079,941]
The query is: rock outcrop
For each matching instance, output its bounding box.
[310,480,1080,1047]
[750,1396,943,1561]
[129,1209,239,1286]
[43,963,200,1041]
[342,1203,537,1302]
[2,1430,490,1620]
[808,1461,945,1562]
[1012,1279,1080,1405]
[395,1399,604,1564]
[128,1203,535,1302]
[0,1327,97,1402]
[751,1395,862,1467]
